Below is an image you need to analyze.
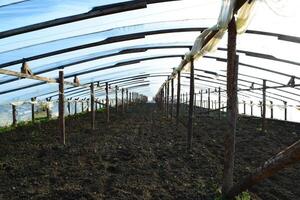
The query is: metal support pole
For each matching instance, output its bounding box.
[223,17,237,196]
[176,71,181,125]
[262,80,266,132]
[81,101,84,113]
[243,101,246,115]
[59,70,65,145]
[250,101,253,116]
[90,82,95,130]
[106,82,109,123]
[187,58,194,151]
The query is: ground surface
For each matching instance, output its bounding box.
[0,103,299,200]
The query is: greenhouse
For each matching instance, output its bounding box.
[0,0,299,199]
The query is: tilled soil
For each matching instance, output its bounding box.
[0,103,299,200]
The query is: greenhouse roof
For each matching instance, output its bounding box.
[0,0,300,109]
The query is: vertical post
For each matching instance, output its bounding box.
[126,89,129,111]
[166,79,169,118]
[46,98,51,119]
[115,85,118,113]
[262,80,266,132]
[67,101,71,116]
[208,88,210,113]
[86,99,89,112]
[259,101,262,117]
[81,101,84,113]
[243,101,246,115]
[159,89,163,110]
[187,58,194,151]
[186,92,188,104]
[200,90,203,108]
[90,82,95,130]
[222,17,238,196]
[59,70,65,145]
[284,101,287,121]
[12,104,17,126]
[171,78,174,118]
[176,71,181,125]
[194,93,197,110]
[250,101,253,116]
[219,87,221,119]
[105,82,109,123]
[31,97,35,122]
[164,84,167,114]
[122,88,124,114]
[270,101,273,119]
[75,101,77,114]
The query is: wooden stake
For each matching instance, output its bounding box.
[200,90,203,107]
[187,58,195,151]
[166,80,169,118]
[171,78,174,118]
[122,88,125,114]
[222,17,238,196]
[284,101,287,121]
[67,101,71,116]
[226,139,300,199]
[75,101,77,114]
[207,88,211,114]
[59,70,65,145]
[46,99,51,119]
[219,87,221,119]
[31,97,35,122]
[115,85,118,112]
[270,101,273,119]
[90,82,95,130]
[176,70,181,125]
[106,82,109,123]
[262,80,266,132]
[126,89,129,111]
[12,105,17,126]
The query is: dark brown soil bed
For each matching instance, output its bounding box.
[0,103,299,200]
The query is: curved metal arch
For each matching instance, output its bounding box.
[194,69,300,98]
[0,0,182,39]
[0,53,178,95]
[182,75,300,103]
[0,44,191,85]
[0,27,204,68]
[52,73,171,99]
